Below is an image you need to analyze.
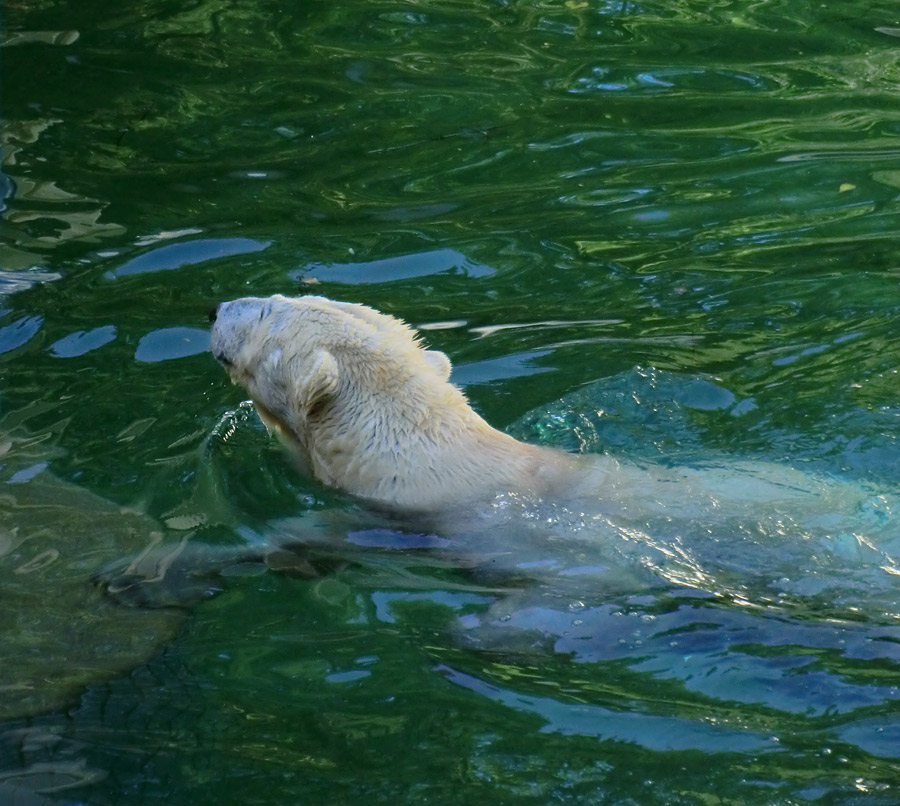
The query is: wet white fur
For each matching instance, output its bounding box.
[211,294,890,534]
[210,295,574,511]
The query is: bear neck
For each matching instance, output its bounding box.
[310,385,579,513]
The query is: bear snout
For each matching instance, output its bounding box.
[208,305,220,323]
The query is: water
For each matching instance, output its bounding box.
[3,0,900,802]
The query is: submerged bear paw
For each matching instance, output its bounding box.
[92,534,250,609]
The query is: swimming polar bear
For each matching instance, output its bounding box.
[209,294,893,544]
[209,294,573,513]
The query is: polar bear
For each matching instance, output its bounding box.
[209,294,577,513]
[209,294,889,538]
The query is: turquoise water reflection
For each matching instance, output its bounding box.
[108,237,269,278]
[300,248,495,283]
[4,0,900,803]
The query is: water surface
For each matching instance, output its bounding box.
[3,0,900,803]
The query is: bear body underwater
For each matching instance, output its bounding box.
[209,294,892,541]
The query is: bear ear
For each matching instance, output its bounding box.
[423,349,452,381]
[297,349,339,412]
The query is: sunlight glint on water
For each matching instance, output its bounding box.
[2,0,900,803]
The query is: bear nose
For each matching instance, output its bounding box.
[208,304,220,323]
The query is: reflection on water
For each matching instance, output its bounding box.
[3,0,900,803]
[108,237,270,278]
[134,326,210,363]
[437,664,778,752]
[298,248,495,284]
[48,324,117,358]
[1,118,125,270]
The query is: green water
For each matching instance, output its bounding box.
[4,0,900,802]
